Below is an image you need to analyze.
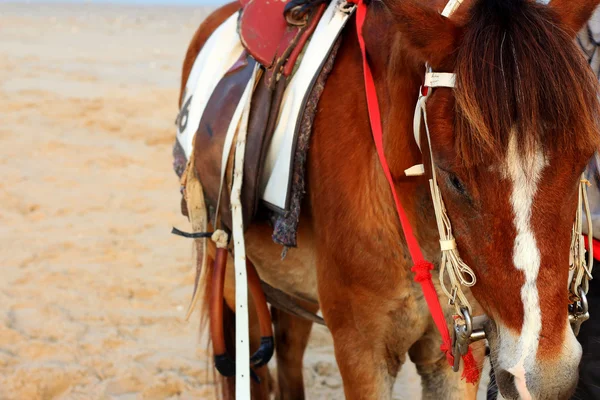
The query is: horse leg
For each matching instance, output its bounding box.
[248,304,275,400]
[271,301,318,400]
[316,256,424,400]
[321,293,409,399]
[408,329,486,400]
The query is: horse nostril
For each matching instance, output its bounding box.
[495,369,520,400]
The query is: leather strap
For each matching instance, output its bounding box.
[261,282,327,326]
[215,66,259,225]
[230,63,260,397]
[413,71,455,152]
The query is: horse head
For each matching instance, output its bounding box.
[391,0,600,398]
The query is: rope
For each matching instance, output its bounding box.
[422,103,476,315]
[570,177,594,298]
[212,229,229,249]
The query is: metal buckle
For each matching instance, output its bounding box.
[449,287,458,307]
[452,308,487,372]
[569,287,590,336]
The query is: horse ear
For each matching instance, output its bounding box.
[549,0,600,36]
[388,0,462,70]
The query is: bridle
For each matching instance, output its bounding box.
[352,0,595,379]
[410,62,594,365]
[409,67,484,371]
[410,0,595,368]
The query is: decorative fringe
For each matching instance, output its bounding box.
[180,143,210,322]
[461,347,480,384]
[411,260,434,283]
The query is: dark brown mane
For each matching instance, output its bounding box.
[454,0,600,166]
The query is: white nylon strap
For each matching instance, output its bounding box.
[413,93,428,152]
[229,64,259,398]
[409,0,460,156]
[441,0,463,17]
[424,72,456,88]
[440,239,457,251]
[405,164,425,176]
[410,72,456,155]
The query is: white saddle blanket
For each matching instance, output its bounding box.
[176,0,354,212]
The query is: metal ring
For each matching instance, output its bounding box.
[460,307,473,338]
[285,6,309,26]
[579,287,589,314]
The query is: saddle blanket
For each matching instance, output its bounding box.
[176,0,354,213]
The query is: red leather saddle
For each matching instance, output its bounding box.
[238,0,326,83]
[238,0,291,68]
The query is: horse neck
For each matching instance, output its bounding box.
[360,7,440,257]
[361,6,425,177]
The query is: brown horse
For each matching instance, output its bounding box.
[178,0,600,398]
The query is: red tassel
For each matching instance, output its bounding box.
[461,347,480,384]
[411,261,434,283]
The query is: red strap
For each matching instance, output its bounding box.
[349,0,479,383]
[584,235,600,262]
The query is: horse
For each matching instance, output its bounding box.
[177,0,600,398]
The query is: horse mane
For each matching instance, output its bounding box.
[454,0,600,166]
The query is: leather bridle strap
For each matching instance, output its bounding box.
[348,0,478,383]
[413,72,456,151]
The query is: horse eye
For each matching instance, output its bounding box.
[448,174,466,194]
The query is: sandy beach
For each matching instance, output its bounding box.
[0,2,488,399]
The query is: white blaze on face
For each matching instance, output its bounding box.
[501,135,547,400]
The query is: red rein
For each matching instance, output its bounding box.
[349,0,479,384]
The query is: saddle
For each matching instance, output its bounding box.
[173,0,350,388]
[190,0,328,230]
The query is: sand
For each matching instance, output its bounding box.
[0,3,487,399]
